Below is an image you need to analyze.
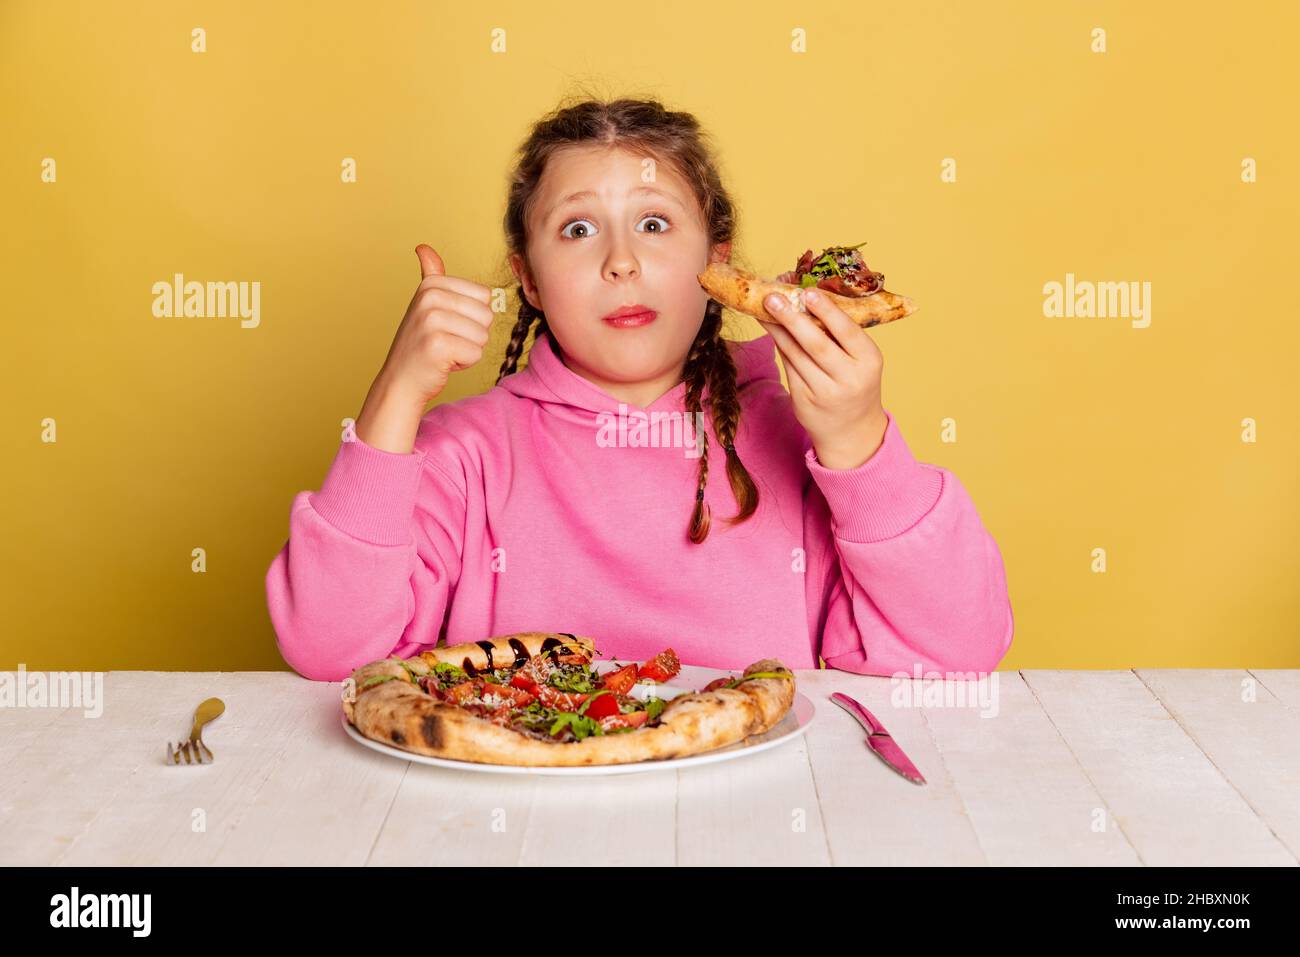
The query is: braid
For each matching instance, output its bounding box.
[495,285,549,384]
[684,298,760,544]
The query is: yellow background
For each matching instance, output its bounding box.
[3,1,1297,671]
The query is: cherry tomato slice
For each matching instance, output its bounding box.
[637,649,681,683]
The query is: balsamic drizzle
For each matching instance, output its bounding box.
[462,633,581,679]
[508,637,530,668]
[542,633,580,660]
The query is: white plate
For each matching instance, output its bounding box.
[340,662,816,776]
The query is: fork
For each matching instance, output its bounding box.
[166,697,225,765]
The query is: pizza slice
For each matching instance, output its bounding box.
[698,242,917,330]
[342,632,797,767]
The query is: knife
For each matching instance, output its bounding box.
[830,692,926,785]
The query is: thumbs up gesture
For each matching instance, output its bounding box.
[377,244,496,404]
[352,245,495,452]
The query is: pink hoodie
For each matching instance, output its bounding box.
[266,330,1013,682]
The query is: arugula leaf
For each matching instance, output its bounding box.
[547,663,598,693]
[548,712,604,740]
[510,700,565,734]
[805,242,867,281]
[644,697,666,721]
[359,673,401,690]
[430,662,470,687]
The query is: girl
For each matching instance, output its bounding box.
[266,97,1013,682]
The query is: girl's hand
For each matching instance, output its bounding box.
[376,244,495,404]
[353,245,495,453]
[758,289,889,470]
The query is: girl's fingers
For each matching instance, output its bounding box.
[437,331,485,371]
[778,340,812,399]
[419,272,494,307]
[428,308,491,348]
[762,294,852,379]
[802,289,872,361]
[419,285,496,327]
[759,320,828,395]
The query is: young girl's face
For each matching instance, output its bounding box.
[510,145,730,401]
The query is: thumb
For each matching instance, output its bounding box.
[415,244,445,280]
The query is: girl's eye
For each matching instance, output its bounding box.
[560,218,597,240]
[559,212,672,240]
[637,213,672,234]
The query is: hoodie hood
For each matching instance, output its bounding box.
[496,329,780,425]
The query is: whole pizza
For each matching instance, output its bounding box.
[342,632,797,767]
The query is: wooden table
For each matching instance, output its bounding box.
[2,668,1297,866]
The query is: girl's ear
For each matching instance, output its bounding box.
[509,252,542,311]
[709,241,732,264]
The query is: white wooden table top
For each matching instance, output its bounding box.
[2,668,1297,866]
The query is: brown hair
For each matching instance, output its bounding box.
[493,95,758,544]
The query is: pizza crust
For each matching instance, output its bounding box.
[342,635,797,767]
[698,261,917,330]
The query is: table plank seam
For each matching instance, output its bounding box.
[1246,669,1294,713]
[1021,669,1145,864]
[915,700,986,866]
[673,770,680,867]
[364,761,410,867]
[919,672,1031,867]
[1134,669,1300,865]
[800,725,835,866]
[514,779,538,866]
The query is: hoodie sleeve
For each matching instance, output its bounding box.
[804,409,1014,676]
[264,431,467,682]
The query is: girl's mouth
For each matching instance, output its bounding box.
[602,309,657,328]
